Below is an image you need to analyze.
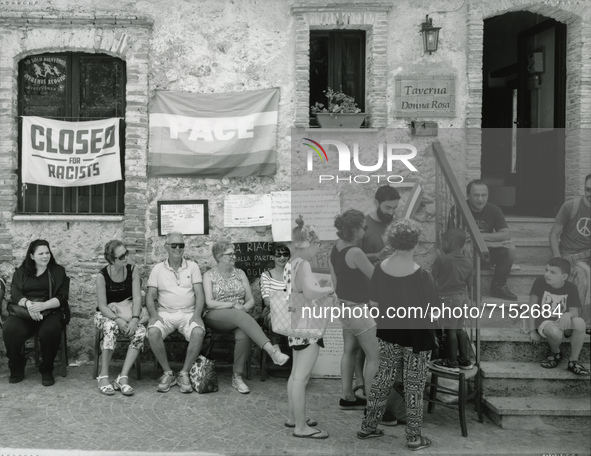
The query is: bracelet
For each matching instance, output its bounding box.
[132,315,140,320]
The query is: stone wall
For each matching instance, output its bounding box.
[0,0,589,360]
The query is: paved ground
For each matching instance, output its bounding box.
[0,361,589,456]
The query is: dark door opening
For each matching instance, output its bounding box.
[482,12,566,217]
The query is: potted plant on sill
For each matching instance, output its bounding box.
[310,88,366,128]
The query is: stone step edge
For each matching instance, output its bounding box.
[505,216,555,223]
[479,328,591,343]
[483,396,591,416]
[480,361,591,379]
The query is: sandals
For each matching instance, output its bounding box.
[293,429,329,439]
[541,351,562,369]
[113,374,135,396]
[408,436,432,451]
[567,361,590,376]
[285,418,318,428]
[353,384,366,399]
[97,375,115,396]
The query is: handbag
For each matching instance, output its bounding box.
[107,298,149,323]
[270,258,335,339]
[189,355,219,394]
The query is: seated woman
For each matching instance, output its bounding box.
[94,240,147,396]
[203,241,290,394]
[260,243,291,346]
[358,220,438,451]
[3,239,70,386]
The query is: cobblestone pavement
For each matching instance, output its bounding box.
[0,362,589,456]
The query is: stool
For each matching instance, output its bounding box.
[425,365,483,437]
[93,327,142,379]
[33,325,68,378]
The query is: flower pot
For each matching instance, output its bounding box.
[315,113,366,128]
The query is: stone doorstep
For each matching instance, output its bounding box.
[480,361,591,397]
[511,237,552,264]
[504,216,555,239]
[484,396,591,431]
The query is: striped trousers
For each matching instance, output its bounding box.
[361,339,431,443]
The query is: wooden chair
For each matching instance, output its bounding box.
[425,365,483,437]
[93,327,142,379]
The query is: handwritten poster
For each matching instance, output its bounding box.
[271,191,291,242]
[158,200,209,236]
[292,190,339,240]
[233,241,275,279]
[224,194,272,227]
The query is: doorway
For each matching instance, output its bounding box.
[482,12,566,217]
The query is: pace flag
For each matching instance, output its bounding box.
[21,116,122,187]
[149,88,279,178]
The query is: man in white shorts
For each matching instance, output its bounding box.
[146,232,206,393]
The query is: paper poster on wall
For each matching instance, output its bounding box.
[232,241,275,279]
[224,194,272,227]
[271,191,291,242]
[158,200,209,236]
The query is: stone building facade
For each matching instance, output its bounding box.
[0,0,589,359]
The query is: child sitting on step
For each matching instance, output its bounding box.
[529,257,589,375]
[430,228,474,373]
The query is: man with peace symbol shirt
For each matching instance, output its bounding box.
[549,173,591,328]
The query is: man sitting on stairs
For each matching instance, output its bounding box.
[528,257,589,376]
[447,179,519,301]
[549,173,591,332]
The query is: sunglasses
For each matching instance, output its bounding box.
[116,250,129,261]
[274,252,290,258]
[166,243,185,249]
[221,252,236,257]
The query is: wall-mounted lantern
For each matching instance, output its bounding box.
[421,15,441,54]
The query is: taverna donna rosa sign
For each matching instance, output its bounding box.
[395,75,455,118]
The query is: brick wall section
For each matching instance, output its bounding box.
[466,0,591,198]
[291,3,391,127]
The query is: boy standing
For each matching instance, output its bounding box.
[430,228,474,372]
[529,257,589,375]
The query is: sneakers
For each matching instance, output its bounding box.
[339,396,367,410]
[357,428,384,440]
[157,371,177,392]
[490,285,518,301]
[232,376,250,394]
[270,347,290,366]
[458,358,474,370]
[430,359,460,373]
[177,371,193,393]
[41,372,55,387]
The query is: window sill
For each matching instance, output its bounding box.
[304,128,379,133]
[13,215,124,222]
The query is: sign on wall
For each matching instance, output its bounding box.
[158,200,209,236]
[21,116,122,187]
[233,242,276,279]
[395,75,455,118]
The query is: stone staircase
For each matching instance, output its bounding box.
[476,216,591,430]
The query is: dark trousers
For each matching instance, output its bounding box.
[485,244,516,288]
[2,312,64,374]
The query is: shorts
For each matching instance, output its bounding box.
[440,293,470,330]
[538,318,573,338]
[148,310,204,341]
[338,301,377,336]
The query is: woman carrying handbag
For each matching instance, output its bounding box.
[284,216,336,439]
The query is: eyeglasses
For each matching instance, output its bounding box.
[166,243,185,249]
[116,250,129,261]
[221,252,236,257]
[274,252,290,258]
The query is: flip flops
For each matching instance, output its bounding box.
[293,429,329,439]
[408,436,432,451]
[285,418,318,428]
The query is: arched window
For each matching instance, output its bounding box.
[18,52,125,214]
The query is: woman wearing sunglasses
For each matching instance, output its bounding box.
[94,240,147,396]
[260,243,291,345]
[203,241,290,394]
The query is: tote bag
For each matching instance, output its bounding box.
[189,355,219,394]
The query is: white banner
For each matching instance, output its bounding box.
[22,116,122,187]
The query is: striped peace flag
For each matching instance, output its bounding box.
[149,88,279,178]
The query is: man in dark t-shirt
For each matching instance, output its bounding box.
[528,257,589,375]
[361,185,400,264]
[447,179,518,300]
